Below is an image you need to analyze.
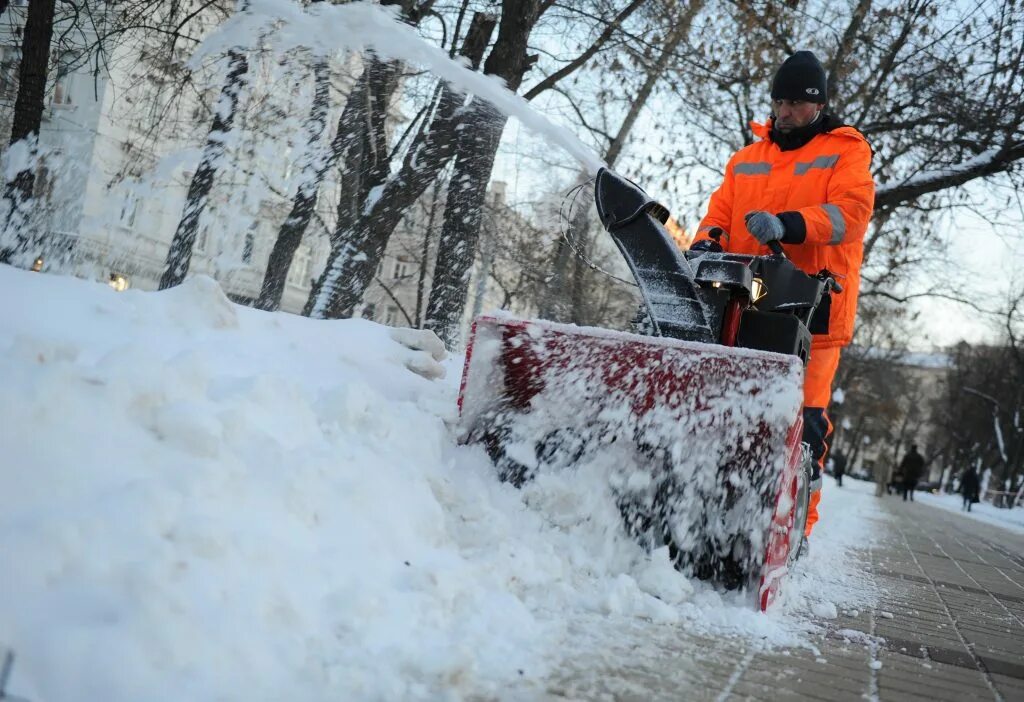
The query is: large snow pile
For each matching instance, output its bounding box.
[0,267,879,700]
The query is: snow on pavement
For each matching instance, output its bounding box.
[915,489,1024,536]
[0,267,882,700]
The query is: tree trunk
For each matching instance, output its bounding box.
[540,241,571,321]
[415,180,443,326]
[0,0,56,266]
[301,53,402,317]
[422,0,541,345]
[255,59,330,310]
[255,1,420,312]
[158,48,248,289]
[470,209,496,320]
[423,103,508,343]
[304,11,497,319]
[7,0,53,146]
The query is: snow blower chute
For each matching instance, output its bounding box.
[457,168,840,610]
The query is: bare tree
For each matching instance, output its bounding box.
[930,333,1023,505]
[0,0,56,267]
[254,57,330,309]
[304,10,497,319]
[424,0,670,344]
[423,0,543,345]
[159,43,249,289]
[255,0,430,312]
[307,0,654,322]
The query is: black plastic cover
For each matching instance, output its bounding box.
[594,168,669,231]
[736,309,812,365]
[808,291,831,335]
[593,168,714,343]
[694,259,754,293]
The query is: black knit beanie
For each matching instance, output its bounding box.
[770,51,827,103]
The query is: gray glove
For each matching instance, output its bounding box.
[744,211,785,244]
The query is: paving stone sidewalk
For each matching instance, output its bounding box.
[539,492,1024,702]
[745,494,1024,702]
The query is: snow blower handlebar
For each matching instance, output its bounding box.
[595,167,838,365]
[706,221,785,258]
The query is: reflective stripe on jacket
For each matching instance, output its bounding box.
[693,119,875,348]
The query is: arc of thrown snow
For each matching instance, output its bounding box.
[194,0,606,174]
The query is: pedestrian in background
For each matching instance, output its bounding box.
[899,444,925,502]
[831,449,847,487]
[960,466,981,512]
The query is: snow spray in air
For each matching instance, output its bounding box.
[196,0,606,173]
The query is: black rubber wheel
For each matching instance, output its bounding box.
[788,444,814,565]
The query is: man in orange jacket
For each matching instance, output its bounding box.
[690,51,875,541]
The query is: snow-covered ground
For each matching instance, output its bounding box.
[915,489,1024,536]
[0,267,881,701]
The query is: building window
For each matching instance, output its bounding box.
[51,51,79,106]
[361,303,376,320]
[242,233,254,263]
[52,74,71,105]
[0,46,20,100]
[392,260,409,279]
[119,191,138,228]
[33,163,53,200]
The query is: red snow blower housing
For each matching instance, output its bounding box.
[457,168,841,610]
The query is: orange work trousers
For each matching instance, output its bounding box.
[803,345,842,537]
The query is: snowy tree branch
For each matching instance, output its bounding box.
[874,140,1024,212]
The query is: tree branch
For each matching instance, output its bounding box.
[523,0,644,101]
[875,140,1024,211]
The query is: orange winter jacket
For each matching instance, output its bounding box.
[692,119,875,349]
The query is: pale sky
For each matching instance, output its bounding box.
[915,202,1022,349]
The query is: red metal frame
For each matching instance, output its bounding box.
[720,298,744,347]
[757,418,804,611]
[458,315,806,612]
[456,318,480,414]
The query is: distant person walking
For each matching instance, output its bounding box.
[899,444,925,502]
[960,466,981,512]
[831,449,847,487]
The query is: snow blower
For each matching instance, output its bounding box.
[457,168,841,610]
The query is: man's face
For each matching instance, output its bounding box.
[772,99,821,132]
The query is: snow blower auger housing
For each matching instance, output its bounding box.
[457,168,839,611]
